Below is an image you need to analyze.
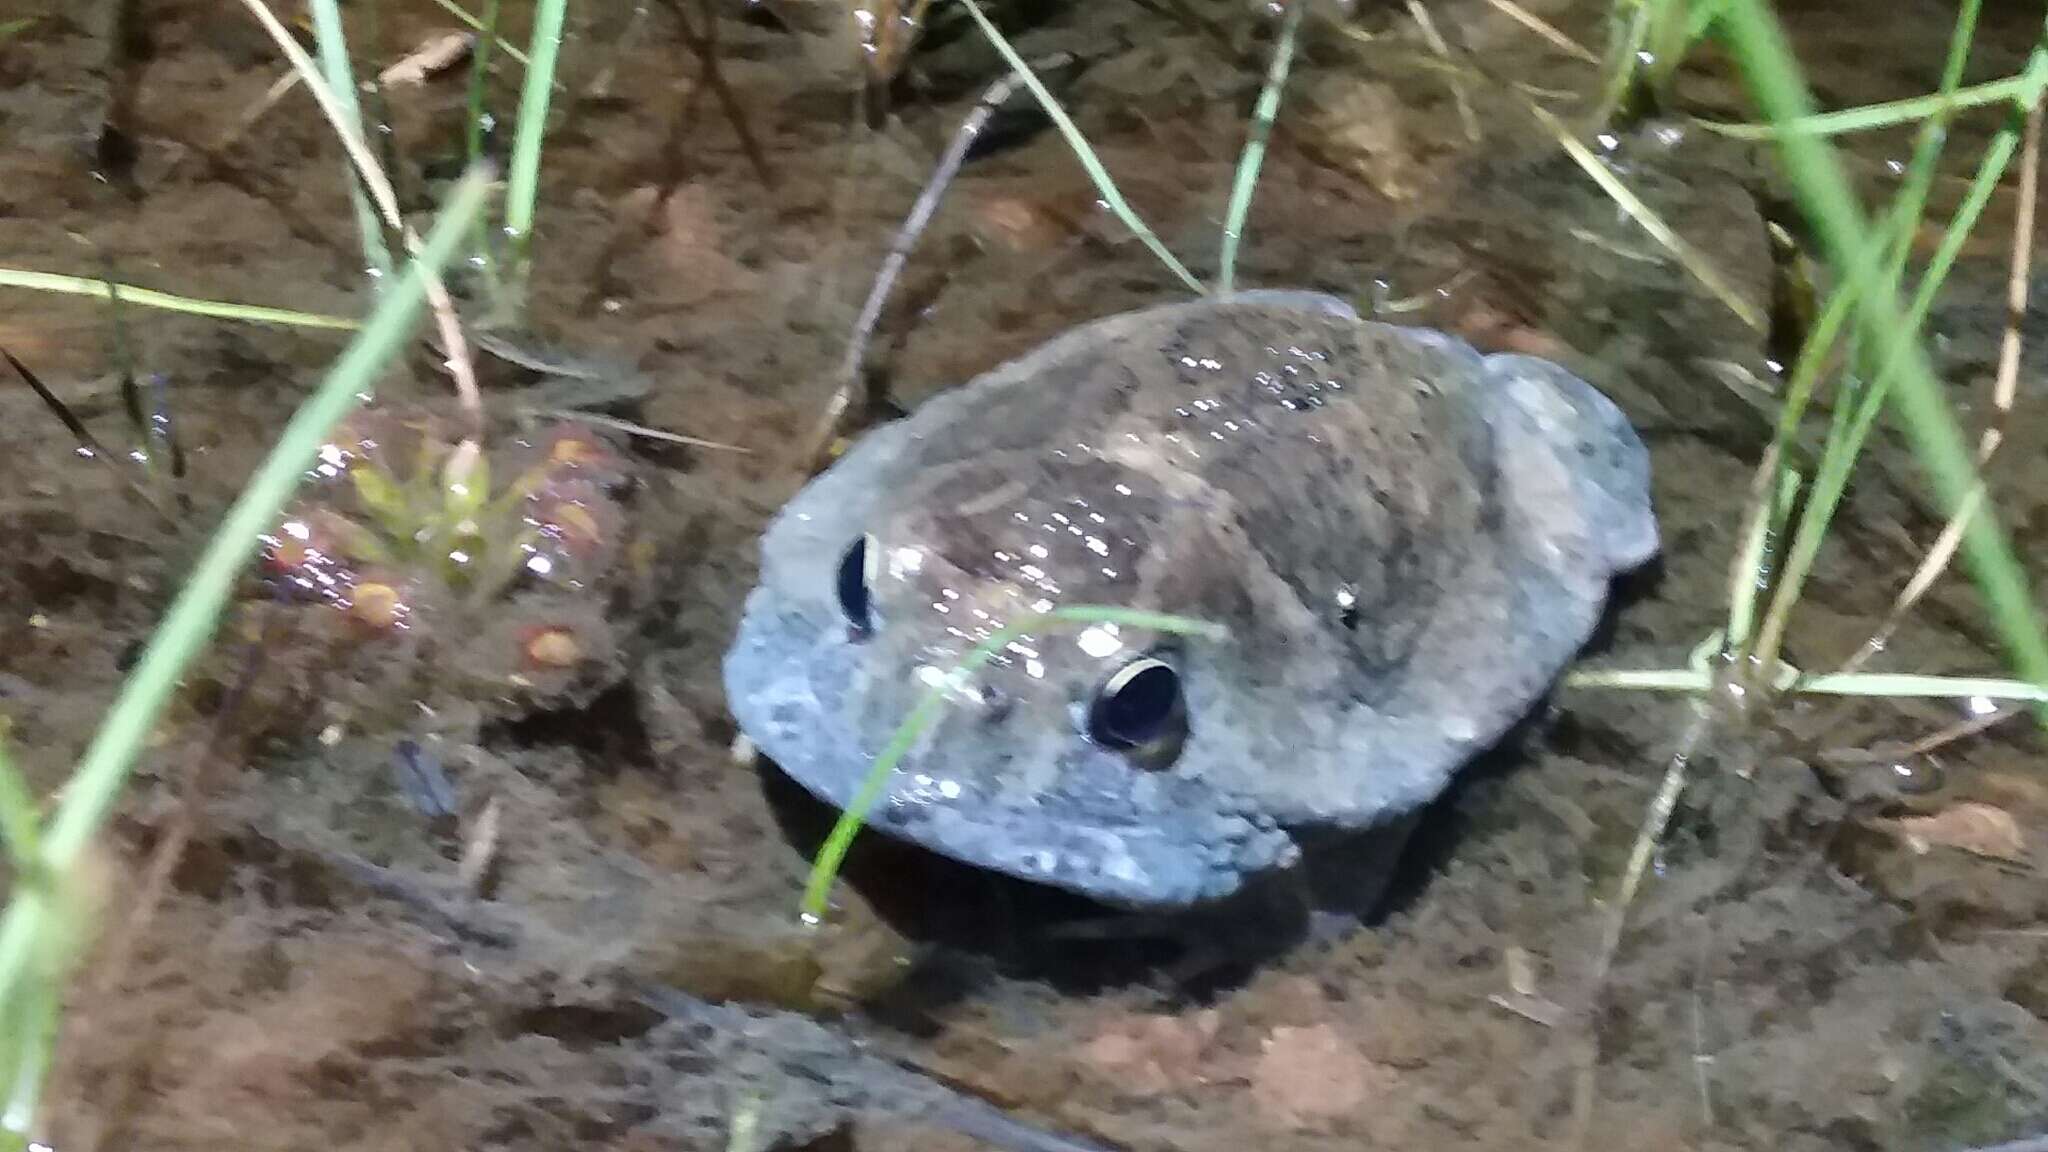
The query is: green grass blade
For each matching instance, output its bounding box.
[0,269,358,330]
[1565,667,1712,691]
[1716,0,2048,712]
[0,739,39,876]
[1,979,55,1140]
[1748,0,1994,667]
[1796,673,2048,701]
[1725,464,1800,651]
[1753,91,2022,670]
[0,170,494,1073]
[1566,666,2048,703]
[503,0,570,268]
[1219,0,1305,295]
[1696,66,2046,140]
[307,0,396,281]
[956,0,1206,296]
[465,0,504,167]
[799,605,1228,922]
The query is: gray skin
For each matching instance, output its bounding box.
[724,290,1657,909]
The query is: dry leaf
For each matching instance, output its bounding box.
[1504,945,1539,997]
[379,31,473,87]
[458,794,502,896]
[1250,1023,1382,1130]
[1890,802,2028,863]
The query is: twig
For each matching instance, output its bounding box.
[658,0,778,189]
[801,71,1025,470]
[1571,699,1715,1142]
[1904,701,2016,755]
[1527,102,1766,333]
[1406,0,1481,143]
[1840,98,2041,675]
[1480,0,1598,63]
[237,0,485,434]
[530,407,753,453]
[1950,1135,2048,1152]
[85,608,285,1002]
[1,348,178,528]
[1689,917,1716,1128]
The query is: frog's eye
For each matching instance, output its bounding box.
[835,535,878,637]
[1088,657,1184,751]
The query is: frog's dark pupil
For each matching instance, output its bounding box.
[836,535,876,637]
[1089,658,1182,750]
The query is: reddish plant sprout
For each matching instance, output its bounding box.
[529,425,628,490]
[519,623,581,670]
[521,477,622,585]
[259,510,360,606]
[261,406,628,629]
[345,577,416,632]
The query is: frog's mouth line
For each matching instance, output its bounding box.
[721,589,1300,910]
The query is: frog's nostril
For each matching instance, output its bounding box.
[978,686,1013,725]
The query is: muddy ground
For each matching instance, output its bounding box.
[5,0,2048,1149]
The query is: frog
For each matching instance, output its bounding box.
[723,289,1657,910]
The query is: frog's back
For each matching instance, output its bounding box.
[871,294,1503,685]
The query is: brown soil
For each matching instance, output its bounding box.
[5,1,2048,1150]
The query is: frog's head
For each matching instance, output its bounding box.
[727,425,1301,908]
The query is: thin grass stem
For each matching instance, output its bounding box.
[957,0,1206,295]
[1566,667,1710,691]
[465,0,503,168]
[1798,673,2048,701]
[799,605,1227,922]
[308,0,396,281]
[0,269,357,330]
[1218,0,1304,295]
[1566,666,2048,703]
[1696,63,2047,140]
[1406,0,1480,143]
[1529,102,1764,331]
[504,0,570,276]
[0,740,39,876]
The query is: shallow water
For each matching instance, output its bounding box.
[4,0,2048,1149]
